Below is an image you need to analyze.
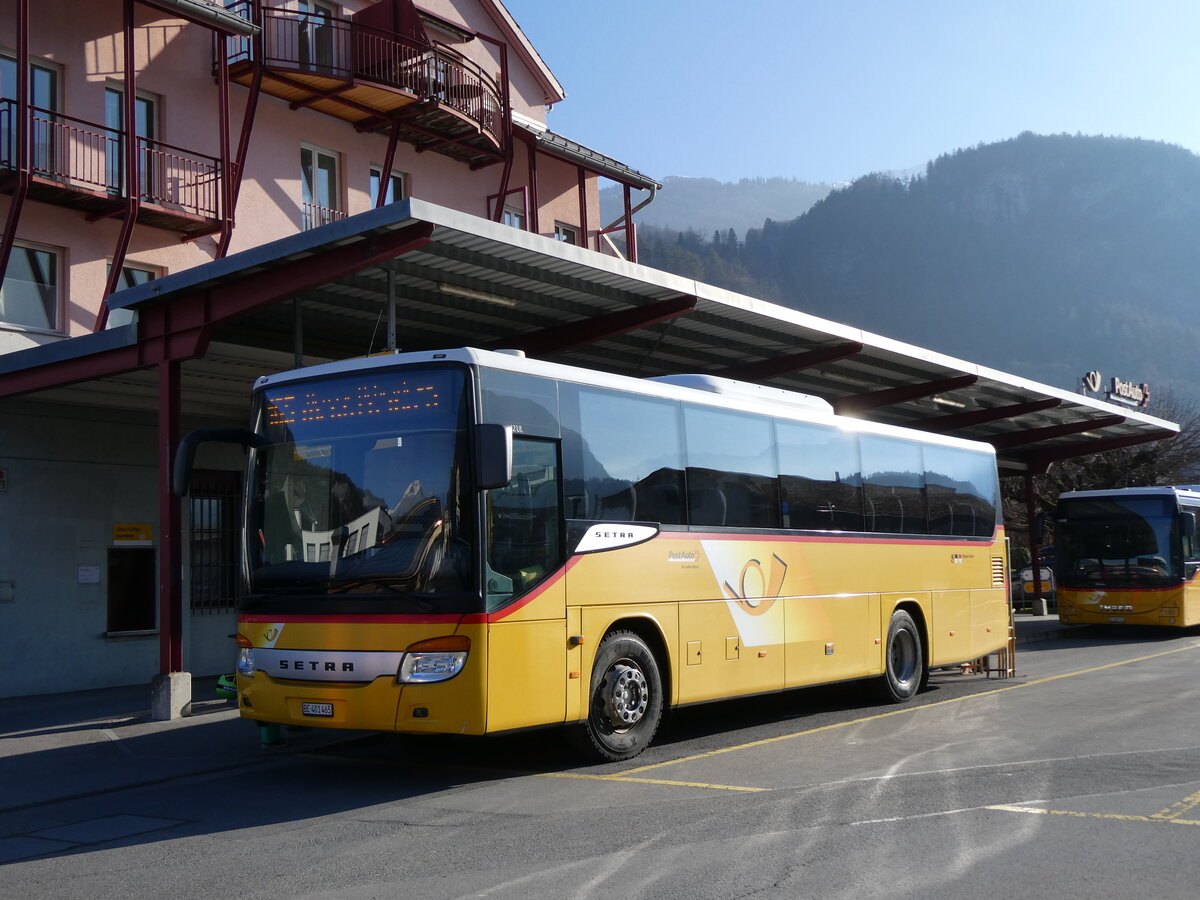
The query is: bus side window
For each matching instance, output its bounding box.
[860,435,927,535]
[487,437,563,606]
[565,388,685,525]
[683,405,779,529]
[777,420,863,531]
[1182,506,1200,576]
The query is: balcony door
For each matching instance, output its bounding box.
[0,55,59,175]
[297,1,339,74]
[301,144,342,229]
[105,87,158,200]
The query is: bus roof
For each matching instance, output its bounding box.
[254,346,1000,456]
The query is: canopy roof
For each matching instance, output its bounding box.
[0,198,1177,475]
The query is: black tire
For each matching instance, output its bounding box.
[572,630,664,762]
[878,609,926,702]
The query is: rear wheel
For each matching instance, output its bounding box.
[878,609,925,702]
[573,630,664,762]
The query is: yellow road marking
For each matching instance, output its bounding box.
[990,803,1200,827]
[1151,786,1200,820]
[618,642,1200,776]
[539,772,766,792]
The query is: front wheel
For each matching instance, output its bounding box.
[573,630,664,762]
[878,609,926,702]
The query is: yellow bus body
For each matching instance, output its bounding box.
[1057,582,1199,627]
[236,528,1010,735]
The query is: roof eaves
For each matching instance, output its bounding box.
[514,119,661,191]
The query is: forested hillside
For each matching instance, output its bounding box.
[601,176,832,238]
[638,133,1200,400]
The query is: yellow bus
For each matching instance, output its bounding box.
[1055,487,1200,627]
[178,347,1011,760]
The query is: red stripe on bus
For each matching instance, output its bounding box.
[239,613,488,625]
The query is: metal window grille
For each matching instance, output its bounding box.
[189,470,241,613]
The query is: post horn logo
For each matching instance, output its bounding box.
[721,553,788,615]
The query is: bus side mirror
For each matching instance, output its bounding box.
[173,428,265,497]
[1181,512,1197,538]
[474,424,512,491]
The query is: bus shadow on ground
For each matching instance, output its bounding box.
[0,670,1024,865]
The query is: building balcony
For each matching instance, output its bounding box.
[301,201,346,231]
[0,100,224,236]
[225,4,505,168]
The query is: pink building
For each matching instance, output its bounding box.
[0,0,658,701]
[0,0,657,352]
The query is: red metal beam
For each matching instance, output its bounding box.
[1009,429,1170,473]
[157,358,183,672]
[98,0,143,326]
[214,32,233,252]
[216,61,262,258]
[483,295,697,356]
[716,342,864,381]
[524,129,539,235]
[2,222,435,399]
[376,123,401,208]
[989,415,1126,451]
[834,374,978,415]
[577,165,589,250]
[906,398,1063,434]
[623,184,634,263]
[150,220,435,341]
[0,0,30,292]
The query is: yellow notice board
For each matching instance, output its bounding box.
[113,523,153,544]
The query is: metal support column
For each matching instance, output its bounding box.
[1024,473,1048,615]
[158,358,184,673]
[0,0,31,290]
[98,0,143,323]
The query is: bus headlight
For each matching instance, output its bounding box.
[236,647,257,677]
[398,635,470,683]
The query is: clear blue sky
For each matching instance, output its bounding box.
[504,0,1200,184]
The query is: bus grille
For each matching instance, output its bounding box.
[992,557,1006,587]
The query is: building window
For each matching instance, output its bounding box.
[114,263,158,291]
[107,547,157,633]
[369,165,405,206]
[105,85,159,199]
[301,144,343,229]
[502,206,525,229]
[553,223,579,245]
[189,470,241,613]
[1,54,60,174]
[104,262,159,328]
[488,188,528,231]
[0,242,59,331]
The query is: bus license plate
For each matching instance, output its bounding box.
[302,702,334,717]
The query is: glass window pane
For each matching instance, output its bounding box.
[684,405,779,528]
[777,420,863,531]
[566,388,684,524]
[486,437,562,610]
[861,434,926,534]
[300,146,314,205]
[0,245,57,330]
[923,444,998,537]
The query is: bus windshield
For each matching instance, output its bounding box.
[245,367,473,604]
[1056,495,1179,589]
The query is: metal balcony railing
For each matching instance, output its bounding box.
[225,4,503,144]
[0,99,223,221]
[301,200,346,231]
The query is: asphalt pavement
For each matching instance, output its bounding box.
[0,611,1073,852]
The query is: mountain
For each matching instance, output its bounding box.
[601,176,833,239]
[637,133,1200,403]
